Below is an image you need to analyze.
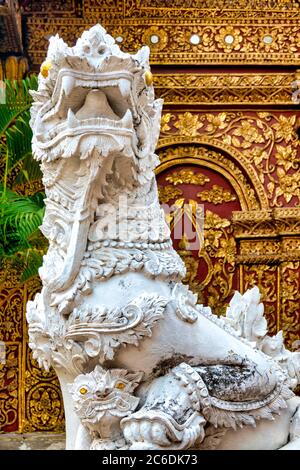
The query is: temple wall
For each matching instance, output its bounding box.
[0,0,299,433]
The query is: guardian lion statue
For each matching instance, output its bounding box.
[26,24,300,450]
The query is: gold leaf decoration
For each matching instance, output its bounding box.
[197,185,236,205]
[275,169,300,204]
[204,210,231,229]
[275,145,300,172]
[272,115,296,142]
[158,185,183,203]
[232,121,265,145]
[215,26,243,53]
[158,112,300,207]
[166,169,209,186]
[174,112,203,136]
[160,113,173,132]
[206,113,227,132]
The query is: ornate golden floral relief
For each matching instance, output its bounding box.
[24,371,64,432]
[154,72,297,105]
[157,141,300,361]
[25,0,300,66]
[0,343,19,432]
[281,262,300,351]
[0,271,64,432]
[23,346,64,432]
[159,112,300,208]
[197,185,236,205]
[22,281,65,432]
[157,185,183,204]
[0,287,22,342]
[166,169,209,186]
[233,208,300,241]
[202,211,237,314]
[173,113,204,137]
[29,0,298,20]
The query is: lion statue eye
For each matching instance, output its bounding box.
[115,382,125,390]
[79,386,88,395]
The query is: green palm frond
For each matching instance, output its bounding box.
[12,154,42,186]
[0,75,46,282]
[0,76,39,189]
[0,76,38,139]
[20,249,44,283]
[0,188,45,258]
[6,110,32,172]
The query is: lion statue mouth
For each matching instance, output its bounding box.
[36,71,135,148]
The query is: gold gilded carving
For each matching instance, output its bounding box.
[242,265,278,336]
[157,145,261,211]
[0,343,19,431]
[26,19,300,66]
[273,115,297,143]
[142,26,168,51]
[197,185,236,205]
[160,113,174,133]
[0,274,65,433]
[25,384,64,432]
[233,208,300,238]
[274,145,300,172]
[202,210,236,313]
[23,347,64,432]
[281,262,300,350]
[22,0,79,16]
[122,1,300,17]
[22,283,65,432]
[166,168,209,186]
[282,237,300,253]
[215,26,243,53]
[240,240,281,256]
[0,287,22,342]
[275,170,300,206]
[158,185,183,204]
[176,209,236,315]
[159,112,300,208]
[173,113,204,137]
[177,235,208,302]
[25,0,300,67]
[154,73,296,106]
[157,146,239,316]
[231,120,264,148]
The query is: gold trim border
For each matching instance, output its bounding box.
[154,73,298,106]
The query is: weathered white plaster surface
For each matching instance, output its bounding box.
[27,24,300,450]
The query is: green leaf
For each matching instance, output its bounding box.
[6,110,33,172]
[0,75,44,282]
[12,154,42,186]
[20,249,44,282]
[0,190,45,259]
[0,77,37,140]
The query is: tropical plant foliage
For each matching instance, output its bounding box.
[0,76,47,282]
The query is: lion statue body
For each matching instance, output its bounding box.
[26,24,300,450]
